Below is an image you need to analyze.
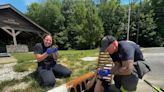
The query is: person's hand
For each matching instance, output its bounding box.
[98,69,111,77]
[53,47,58,53]
[46,47,54,55]
[46,47,58,55]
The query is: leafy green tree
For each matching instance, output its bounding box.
[98,0,157,46]
[83,0,104,49]
[61,0,103,49]
[26,3,42,23]
[132,0,157,46]
[72,0,89,49]
[38,0,65,35]
[26,0,159,48]
[151,0,164,46]
[115,0,157,46]
[98,0,127,39]
[61,0,78,49]
[26,0,65,48]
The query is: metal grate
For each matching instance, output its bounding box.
[97,52,114,84]
[47,52,114,92]
[66,72,95,92]
[66,52,114,92]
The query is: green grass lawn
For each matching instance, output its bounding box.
[0,49,99,92]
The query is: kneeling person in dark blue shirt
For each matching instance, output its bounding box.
[100,35,145,92]
[33,34,72,86]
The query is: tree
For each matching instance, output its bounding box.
[26,0,159,48]
[98,0,127,40]
[61,0,78,49]
[83,0,104,49]
[26,3,42,23]
[26,0,65,48]
[119,0,157,46]
[98,0,157,46]
[151,0,164,46]
[61,0,103,49]
[134,0,157,46]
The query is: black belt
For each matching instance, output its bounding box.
[40,61,56,70]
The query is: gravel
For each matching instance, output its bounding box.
[0,63,33,83]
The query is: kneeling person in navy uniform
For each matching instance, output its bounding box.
[100,35,145,92]
[33,34,72,86]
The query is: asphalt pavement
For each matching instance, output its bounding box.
[137,47,164,92]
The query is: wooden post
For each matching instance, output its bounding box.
[1,27,21,46]
[11,29,17,46]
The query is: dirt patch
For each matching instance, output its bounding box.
[0,56,17,64]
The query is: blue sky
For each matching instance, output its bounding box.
[121,0,129,4]
[0,0,45,13]
[0,0,129,13]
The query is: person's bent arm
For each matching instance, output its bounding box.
[111,62,121,74]
[118,60,134,75]
[86,75,97,91]
[34,53,48,62]
[111,60,134,75]
[94,79,104,92]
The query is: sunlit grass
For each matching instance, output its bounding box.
[13,62,37,72]
[0,49,99,92]
[12,52,35,62]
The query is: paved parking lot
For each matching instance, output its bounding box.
[137,48,164,92]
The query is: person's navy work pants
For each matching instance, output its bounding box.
[114,69,139,92]
[37,64,71,86]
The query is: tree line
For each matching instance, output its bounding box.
[26,0,164,50]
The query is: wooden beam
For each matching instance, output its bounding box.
[12,27,38,33]
[1,27,12,36]
[1,26,18,46]
[37,32,43,38]
[15,31,21,36]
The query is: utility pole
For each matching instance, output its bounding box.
[136,0,141,44]
[127,0,131,40]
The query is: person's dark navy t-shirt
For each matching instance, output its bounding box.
[33,43,54,66]
[110,41,144,64]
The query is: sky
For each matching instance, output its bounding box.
[0,0,45,13]
[0,0,129,13]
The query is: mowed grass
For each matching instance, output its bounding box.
[12,52,37,72]
[0,49,99,92]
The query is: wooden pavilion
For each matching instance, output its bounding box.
[0,4,49,53]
